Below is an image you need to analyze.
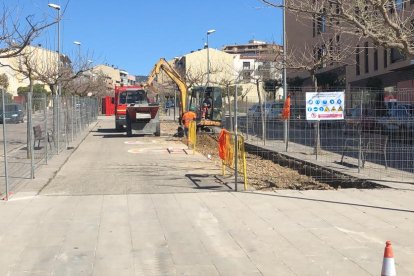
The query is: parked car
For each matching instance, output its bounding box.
[248,103,279,121]
[344,106,377,133]
[0,103,25,124]
[247,104,262,120]
[376,104,414,135]
[266,102,284,121]
[165,100,175,108]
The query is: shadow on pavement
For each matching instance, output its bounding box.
[246,191,414,213]
[94,128,121,133]
[186,174,233,191]
[92,134,128,138]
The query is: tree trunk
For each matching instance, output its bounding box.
[256,79,265,141]
[226,85,233,131]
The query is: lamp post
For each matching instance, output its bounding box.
[74,41,81,68]
[281,1,288,150]
[48,3,61,94]
[271,2,288,149]
[206,29,216,87]
[48,3,61,153]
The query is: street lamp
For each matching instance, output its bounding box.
[74,41,81,67]
[206,29,216,87]
[48,3,61,95]
[48,3,61,154]
[269,2,288,147]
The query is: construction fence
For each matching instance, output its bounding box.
[218,129,248,190]
[0,91,98,199]
[224,87,414,186]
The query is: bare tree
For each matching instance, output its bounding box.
[0,73,9,89]
[286,34,355,91]
[260,0,414,56]
[64,72,110,97]
[0,5,56,59]
[29,48,93,95]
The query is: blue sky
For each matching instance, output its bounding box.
[7,0,283,75]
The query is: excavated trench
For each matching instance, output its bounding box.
[243,143,386,190]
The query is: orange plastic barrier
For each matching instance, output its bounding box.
[218,129,247,190]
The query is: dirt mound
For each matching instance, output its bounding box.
[160,120,331,190]
[195,133,332,191]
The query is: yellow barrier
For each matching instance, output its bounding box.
[188,120,197,154]
[218,129,248,190]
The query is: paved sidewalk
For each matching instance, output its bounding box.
[0,116,413,275]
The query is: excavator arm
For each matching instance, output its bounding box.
[146,58,188,118]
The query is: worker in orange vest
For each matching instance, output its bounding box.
[182,106,197,137]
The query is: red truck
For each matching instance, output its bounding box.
[114,85,160,136]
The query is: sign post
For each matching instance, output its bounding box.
[306,91,345,158]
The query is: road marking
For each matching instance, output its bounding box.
[128,148,142,153]
[335,227,383,244]
[128,148,170,154]
[124,141,145,145]
[124,140,158,145]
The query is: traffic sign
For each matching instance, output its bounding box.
[306,91,345,121]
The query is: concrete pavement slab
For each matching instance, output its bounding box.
[0,117,413,275]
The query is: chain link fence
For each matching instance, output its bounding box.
[0,91,98,198]
[224,87,414,186]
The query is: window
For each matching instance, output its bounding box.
[316,45,327,68]
[374,48,378,71]
[242,71,251,81]
[329,38,334,65]
[243,62,250,70]
[411,20,414,46]
[391,48,405,63]
[317,9,326,33]
[364,42,369,73]
[395,0,404,10]
[119,90,147,104]
[336,35,340,54]
[313,14,316,37]
[384,48,388,68]
[356,45,360,76]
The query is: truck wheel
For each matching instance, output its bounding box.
[126,116,132,137]
[115,123,123,131]
[155,124,161,137]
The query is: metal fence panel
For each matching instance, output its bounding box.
[229,87,414,185]
[0,92,98,198]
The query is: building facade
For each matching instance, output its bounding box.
[0,45,61,95]
[285,2,414,92]
[92,64,134,89]
[223,40,284,100]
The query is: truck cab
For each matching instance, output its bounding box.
[114,86,145,131]
[114,86,160,136]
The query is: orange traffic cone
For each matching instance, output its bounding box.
[381,241,396,276]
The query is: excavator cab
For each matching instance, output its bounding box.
[189,86,223,128]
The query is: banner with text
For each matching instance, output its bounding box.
[306,91,345,121]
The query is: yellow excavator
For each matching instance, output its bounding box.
[146,58,223,130]
[146,58,187,121]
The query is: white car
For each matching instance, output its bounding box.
[248,103,278,121]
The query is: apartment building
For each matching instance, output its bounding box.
[173,48,234,86]
[223,40,283,100]
[92,64,136,88]
[0,45,61,95]
[286,2,414,91]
